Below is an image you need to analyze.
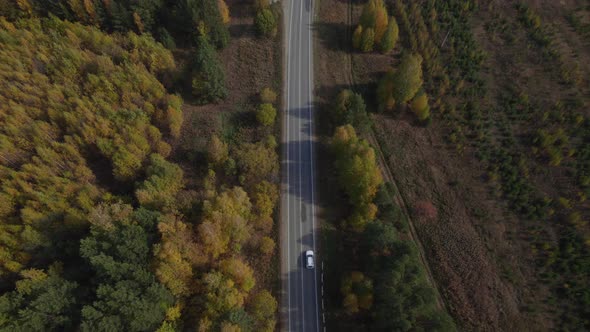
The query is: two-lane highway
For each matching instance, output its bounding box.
[280,0,320,331]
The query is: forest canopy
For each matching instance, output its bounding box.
[0,16,181,276]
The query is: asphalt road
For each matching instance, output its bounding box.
[280,0,320,331]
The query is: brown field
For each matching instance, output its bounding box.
[316,0,590,330]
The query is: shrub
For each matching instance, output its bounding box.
[256,103,277,126]
[259,236,275,255]
[260,88,277,104]
[255,9,277,37]
[413,200,437,220]
[410,91,430,121]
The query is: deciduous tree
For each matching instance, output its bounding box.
[255,8,277,37]
[256,103,277,126]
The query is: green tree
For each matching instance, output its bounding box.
[255,8,277,37]
[380,17,399,53]
[179,0,230,48]
[410,91,430,121]
[0,264,78,331]
[80,204,174,332]
[354,0,388,51]
[193,34,227,104]
[256,103,277,126]
[332,89,371,132]
[360,27,375,52]
[391,53,423,104]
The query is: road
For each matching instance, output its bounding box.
[280,0,320,331]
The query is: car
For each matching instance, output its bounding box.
[305,250,314,269]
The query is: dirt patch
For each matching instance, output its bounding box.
[372,117,545,330]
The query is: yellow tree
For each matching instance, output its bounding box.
[153,215,202,297]
[207,135,229,166]
[410,91,430,121]
[331,125,382,232]
[219,257,255,292]
[373,1,388,42]
[218,0,230,24]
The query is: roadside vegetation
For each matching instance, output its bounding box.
[321,91,454,329]
[0,0,282,330]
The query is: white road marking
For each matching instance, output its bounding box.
[308,1,320,331]
[285,0,295,328]
[297,0,305,328]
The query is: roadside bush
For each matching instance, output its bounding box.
[256,103,277,126]
[255,8,277,37]
[259,236,275,255]
[260,88,277,104]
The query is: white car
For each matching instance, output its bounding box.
[305,250,314,269]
